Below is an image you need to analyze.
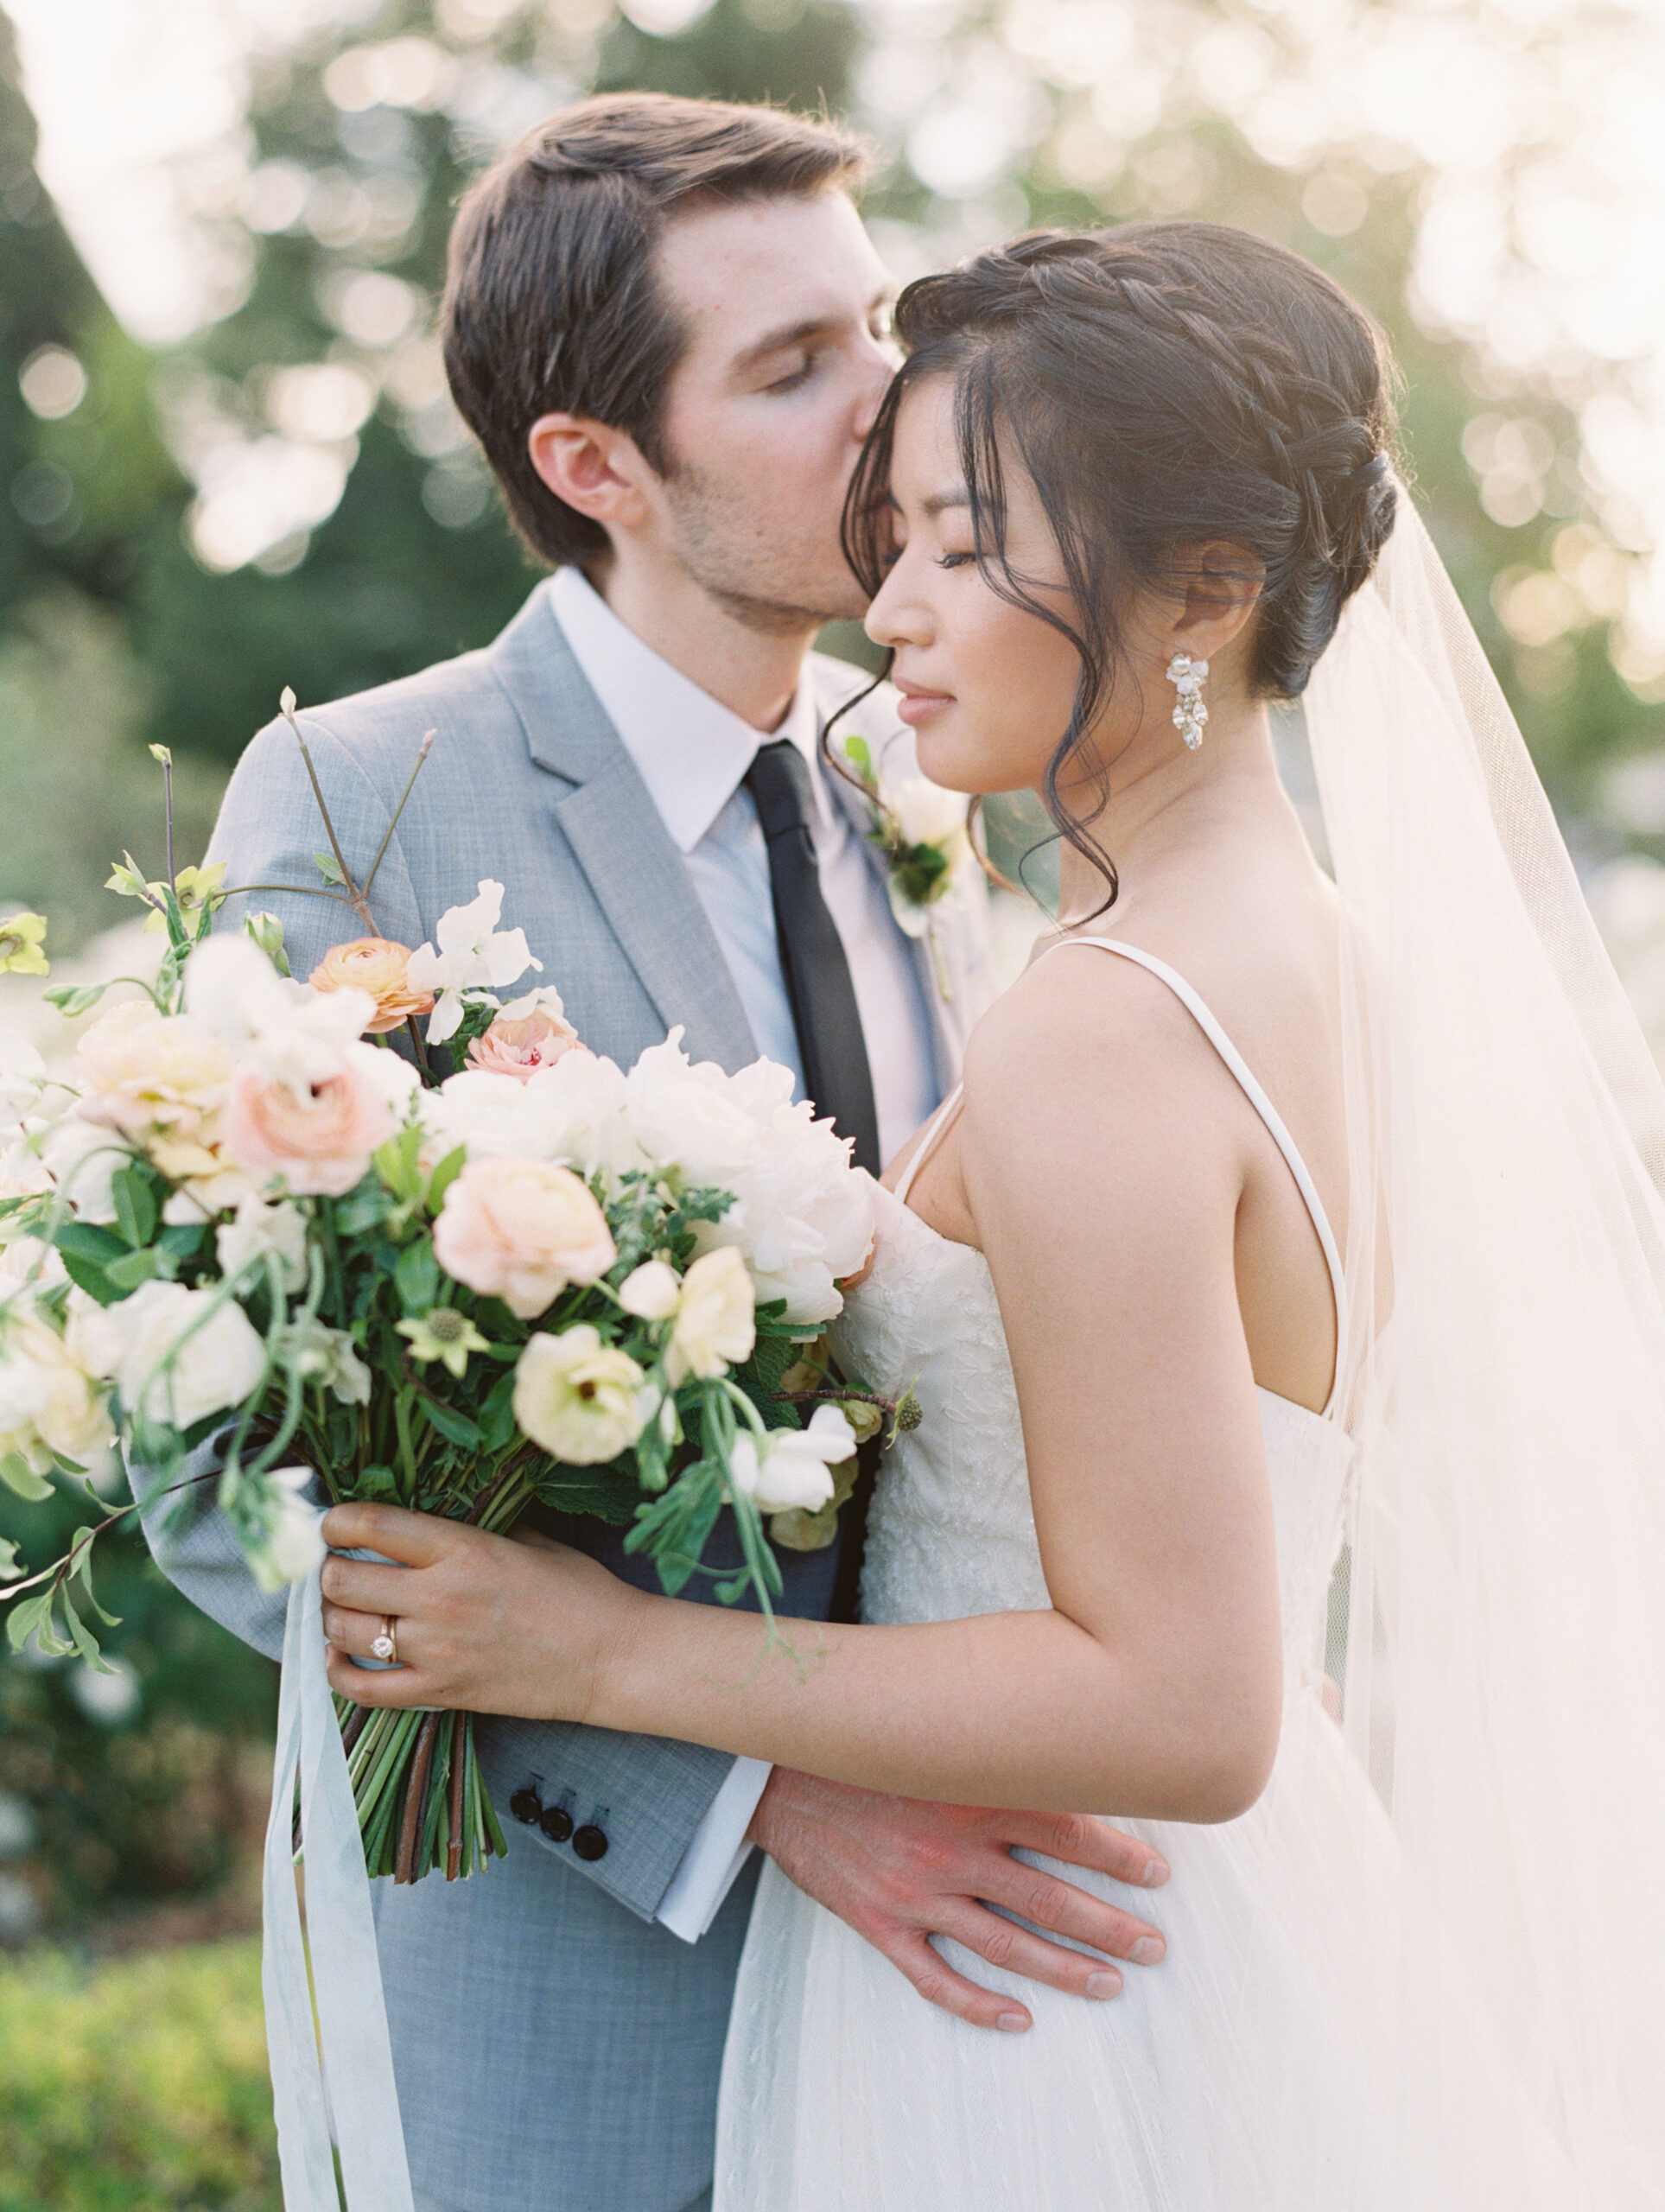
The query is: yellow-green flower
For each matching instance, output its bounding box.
[397,1306,492,1379]
[142,863,228,934]
[0,912,48,976]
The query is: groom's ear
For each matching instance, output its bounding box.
[527,413,656,533]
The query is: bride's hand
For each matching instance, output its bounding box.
[317,1502,644,1722]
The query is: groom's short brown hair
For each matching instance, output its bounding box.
[442,93,868,569]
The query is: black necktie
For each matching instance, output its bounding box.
[744,739,881,1175]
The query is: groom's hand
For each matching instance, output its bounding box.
[747,1768,1168,2033]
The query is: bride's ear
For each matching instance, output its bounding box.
[527,413,654,531]
[1166,540,1265,665]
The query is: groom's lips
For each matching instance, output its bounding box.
[893,680,954,727]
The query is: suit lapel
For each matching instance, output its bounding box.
[488,586,757,1072]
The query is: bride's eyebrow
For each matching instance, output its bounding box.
[921,489,972,518]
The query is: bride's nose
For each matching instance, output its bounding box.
[865,554,931,652]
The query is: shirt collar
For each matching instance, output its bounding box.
[550,565,829,854]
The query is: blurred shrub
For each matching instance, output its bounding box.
[0,1937,276,2211]
[0,1475,276,1938]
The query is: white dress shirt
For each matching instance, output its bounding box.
[550,566,940,1940]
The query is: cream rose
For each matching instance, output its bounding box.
[0,1303,114,1472]
[220,1043,394,1198]
[467,1007,585,1082]
[308,938,435,1035]
[665,1245,755,1384]
[616,1259,681,1322]
[433,1157,616,1319]
[513,1325,645,1464]
[105,1280,267,1433]
[73,999,232,1179]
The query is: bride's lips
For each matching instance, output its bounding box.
[893,680,954,728]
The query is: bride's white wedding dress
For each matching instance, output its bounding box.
[714,937,1582,2211]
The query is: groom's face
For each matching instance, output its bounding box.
[645,191,898,630]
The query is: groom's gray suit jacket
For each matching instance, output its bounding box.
[139,575,990,2212]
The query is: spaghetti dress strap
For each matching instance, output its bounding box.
[893,1086,964,1210]
[1044,935,1349,1418]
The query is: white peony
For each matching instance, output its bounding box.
[425,1050,644,1187]
[728,1406,857,1515]
[0,1300,114,1472]
[107,1280,268,1433]
[696,1096,875,1325]
[513,1325,645,1464]
[250,1465,327,1592]
[665,1245,755,1384]
[217,1193,309,1294]
[405,880,541,1046]
[616,1259,681,1322]
[623,1029,758,1191]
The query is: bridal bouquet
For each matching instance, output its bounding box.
[0,754,876,1885]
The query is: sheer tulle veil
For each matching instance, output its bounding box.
[1306,486,1665,2199]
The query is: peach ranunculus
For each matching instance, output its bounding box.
[433,1157,616,1319]
[220,1046,395,1198]
[466,1006,584,1083]
[308,938,435,1036]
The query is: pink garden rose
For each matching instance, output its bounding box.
[220,1049,394,1198]
[433,1157,616,1319]
[466,1007,585,1083]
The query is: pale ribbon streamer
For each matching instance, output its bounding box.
[263,1565,416,2212]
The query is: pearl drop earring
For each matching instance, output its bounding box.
[1166,653,1209,750]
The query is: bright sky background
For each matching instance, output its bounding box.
[15,0,1665,666]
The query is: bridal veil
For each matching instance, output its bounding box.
[1306,488,1665,2203]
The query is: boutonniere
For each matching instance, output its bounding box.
[832,734,974,1001]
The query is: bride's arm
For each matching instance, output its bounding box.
[322,969,1287,1823]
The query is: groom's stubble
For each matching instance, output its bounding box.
[657,442,874,638]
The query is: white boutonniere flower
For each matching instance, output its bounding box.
[831,735,973,1001]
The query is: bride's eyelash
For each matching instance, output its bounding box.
[936,552,975,570]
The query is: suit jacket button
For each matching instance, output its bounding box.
[509,1788,542,1826]
[539,1806,574,1844]
[571,1823,608,1862]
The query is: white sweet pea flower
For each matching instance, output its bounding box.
[250,1465,327,1592]
[494,983,569,1023]
[728,1406,857,1515]
[107,1280,267,1433]
[274,1317,371,1405]
[217,1194,309,1295]
[617,1259,681,1322]
[183,935,375,1088]
[405,880,541,1046]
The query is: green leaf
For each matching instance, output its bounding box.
[0,1453,54,1502]
[842,734,874,781]
[157,1222,207,1260]
[351,1465,401,1503]
[59,1586,111,1670]
[5,1591,52,1653]
[393,1239,440,1314]
[334,1186,390,1236]
[54,1220,127,1265]
[104,1248,160,1293]
[313,849,346,887]
[417,1397,481,1450]
[111,1165,159,1251]
[426,1146,466,1211]
[0,1537,22,1580]
[43,980,111,1018]
[479,1371,518,1455]
[59,1252,121,1306]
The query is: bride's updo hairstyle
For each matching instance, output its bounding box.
[843,221,1398,903]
